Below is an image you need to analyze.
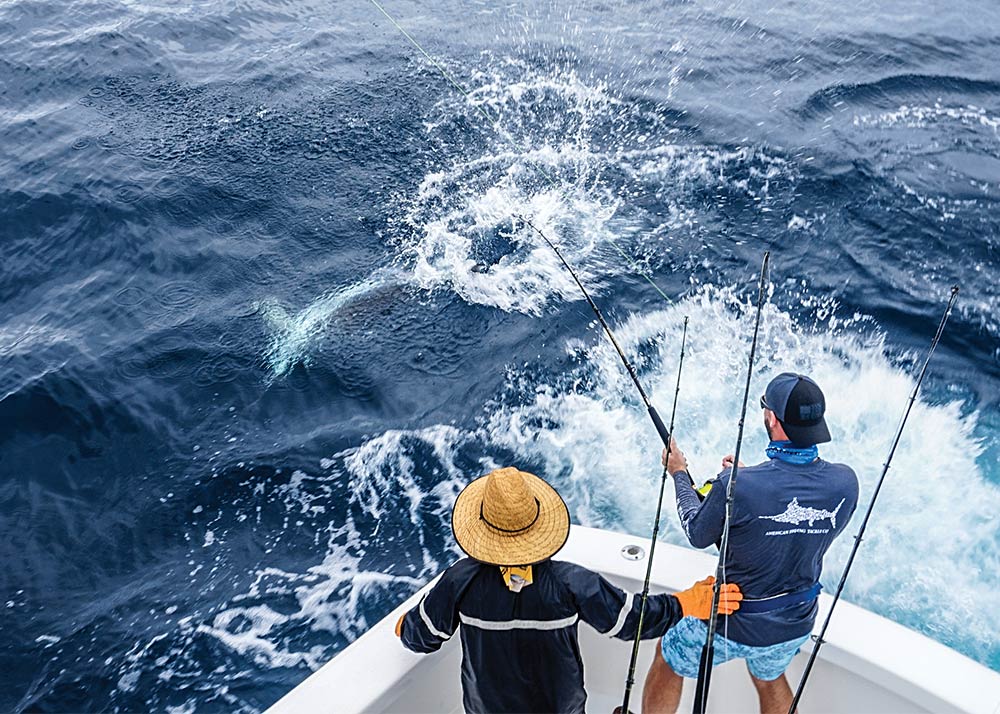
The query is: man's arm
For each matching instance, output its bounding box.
[397,559,476,653]
[553,562,741,640]
[672,469,729,548]
[664,437,728,549]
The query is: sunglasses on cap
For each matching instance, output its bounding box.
[760,395,769,410]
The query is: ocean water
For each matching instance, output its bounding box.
[1,0,998,711]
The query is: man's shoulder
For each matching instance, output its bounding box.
[440,556,487,583]
[547,559,605,587]
[817,459,860,485]
[741,458,858,495]
[741,460,779,475]
[547,559,592,578]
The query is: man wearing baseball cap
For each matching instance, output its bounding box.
[643,373,859,714]
[395,466,743,713]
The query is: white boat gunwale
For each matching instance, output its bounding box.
[268,525,1000,714]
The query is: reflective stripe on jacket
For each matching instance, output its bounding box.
[399,557,683,714]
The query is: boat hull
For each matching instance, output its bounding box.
[269,525,1000,713]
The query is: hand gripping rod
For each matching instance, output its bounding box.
[692,252,771,714]
[787,286,960,714]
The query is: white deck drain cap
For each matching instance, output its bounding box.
[621,544,645,561]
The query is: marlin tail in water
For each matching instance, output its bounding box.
[759,498,846,529]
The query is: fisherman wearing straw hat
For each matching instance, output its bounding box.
[396,466,743,714]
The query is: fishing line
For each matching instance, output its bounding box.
[620,316,688,714]
[519,216,677,447]
[787,286,960,714]
[519,217,702,708]
[692,251,770,714]
[365,0,676,307]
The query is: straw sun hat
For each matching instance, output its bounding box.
[452,467,570,566]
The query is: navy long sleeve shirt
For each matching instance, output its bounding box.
[399,557,684,714]
[673,457,859,646]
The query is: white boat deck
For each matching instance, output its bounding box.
[269,525,1000,713]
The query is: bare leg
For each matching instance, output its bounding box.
[750,672,796,714]
[642,649,684,714]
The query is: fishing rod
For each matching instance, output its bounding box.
[692,251,770,714]
[620,316,688,714]
[519,219,711,711]
[519,216,677,449]
[519,216,703,710]
[364,1,684,447]
[787,285,960,713]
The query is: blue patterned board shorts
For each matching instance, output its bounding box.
[661,617,810,682]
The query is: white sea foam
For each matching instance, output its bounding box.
[196,605,314,669]
[854,102,1000,135]
[196,427,469,670]
[343,424,468,523]
[485,286,1000,660]
[196,539,426,670]
[258,58,798,373]
[398,170,616,315]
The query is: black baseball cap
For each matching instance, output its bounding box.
[762,373,831,446]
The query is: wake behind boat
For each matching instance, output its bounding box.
[267,525,1000,714]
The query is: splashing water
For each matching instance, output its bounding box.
[259,58,799,374]
[392,58,795,314]
[231,286,1000,677]
[854,102,1000,136]
[485,286,1000,664]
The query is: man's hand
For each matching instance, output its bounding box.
[662,435,689,475]
[673,576,742,619]
[721,454,746,470]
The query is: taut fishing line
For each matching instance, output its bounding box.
[365,0,676,307]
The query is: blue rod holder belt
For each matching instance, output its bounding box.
[736,584,822,614]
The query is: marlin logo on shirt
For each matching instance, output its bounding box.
[759,497,846,528]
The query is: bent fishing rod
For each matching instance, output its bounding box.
[519,216,677,447]
[518,216,694,712]
[620,316,688,714]
[692,251,771,714]
[787,285,960,713]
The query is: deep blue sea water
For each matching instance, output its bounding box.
[1,0,998,711]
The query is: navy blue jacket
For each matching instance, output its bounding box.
[673,457,859,646]
[399,558,684,714]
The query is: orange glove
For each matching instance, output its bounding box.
[395,613,405,637]
[674,576,742,619]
